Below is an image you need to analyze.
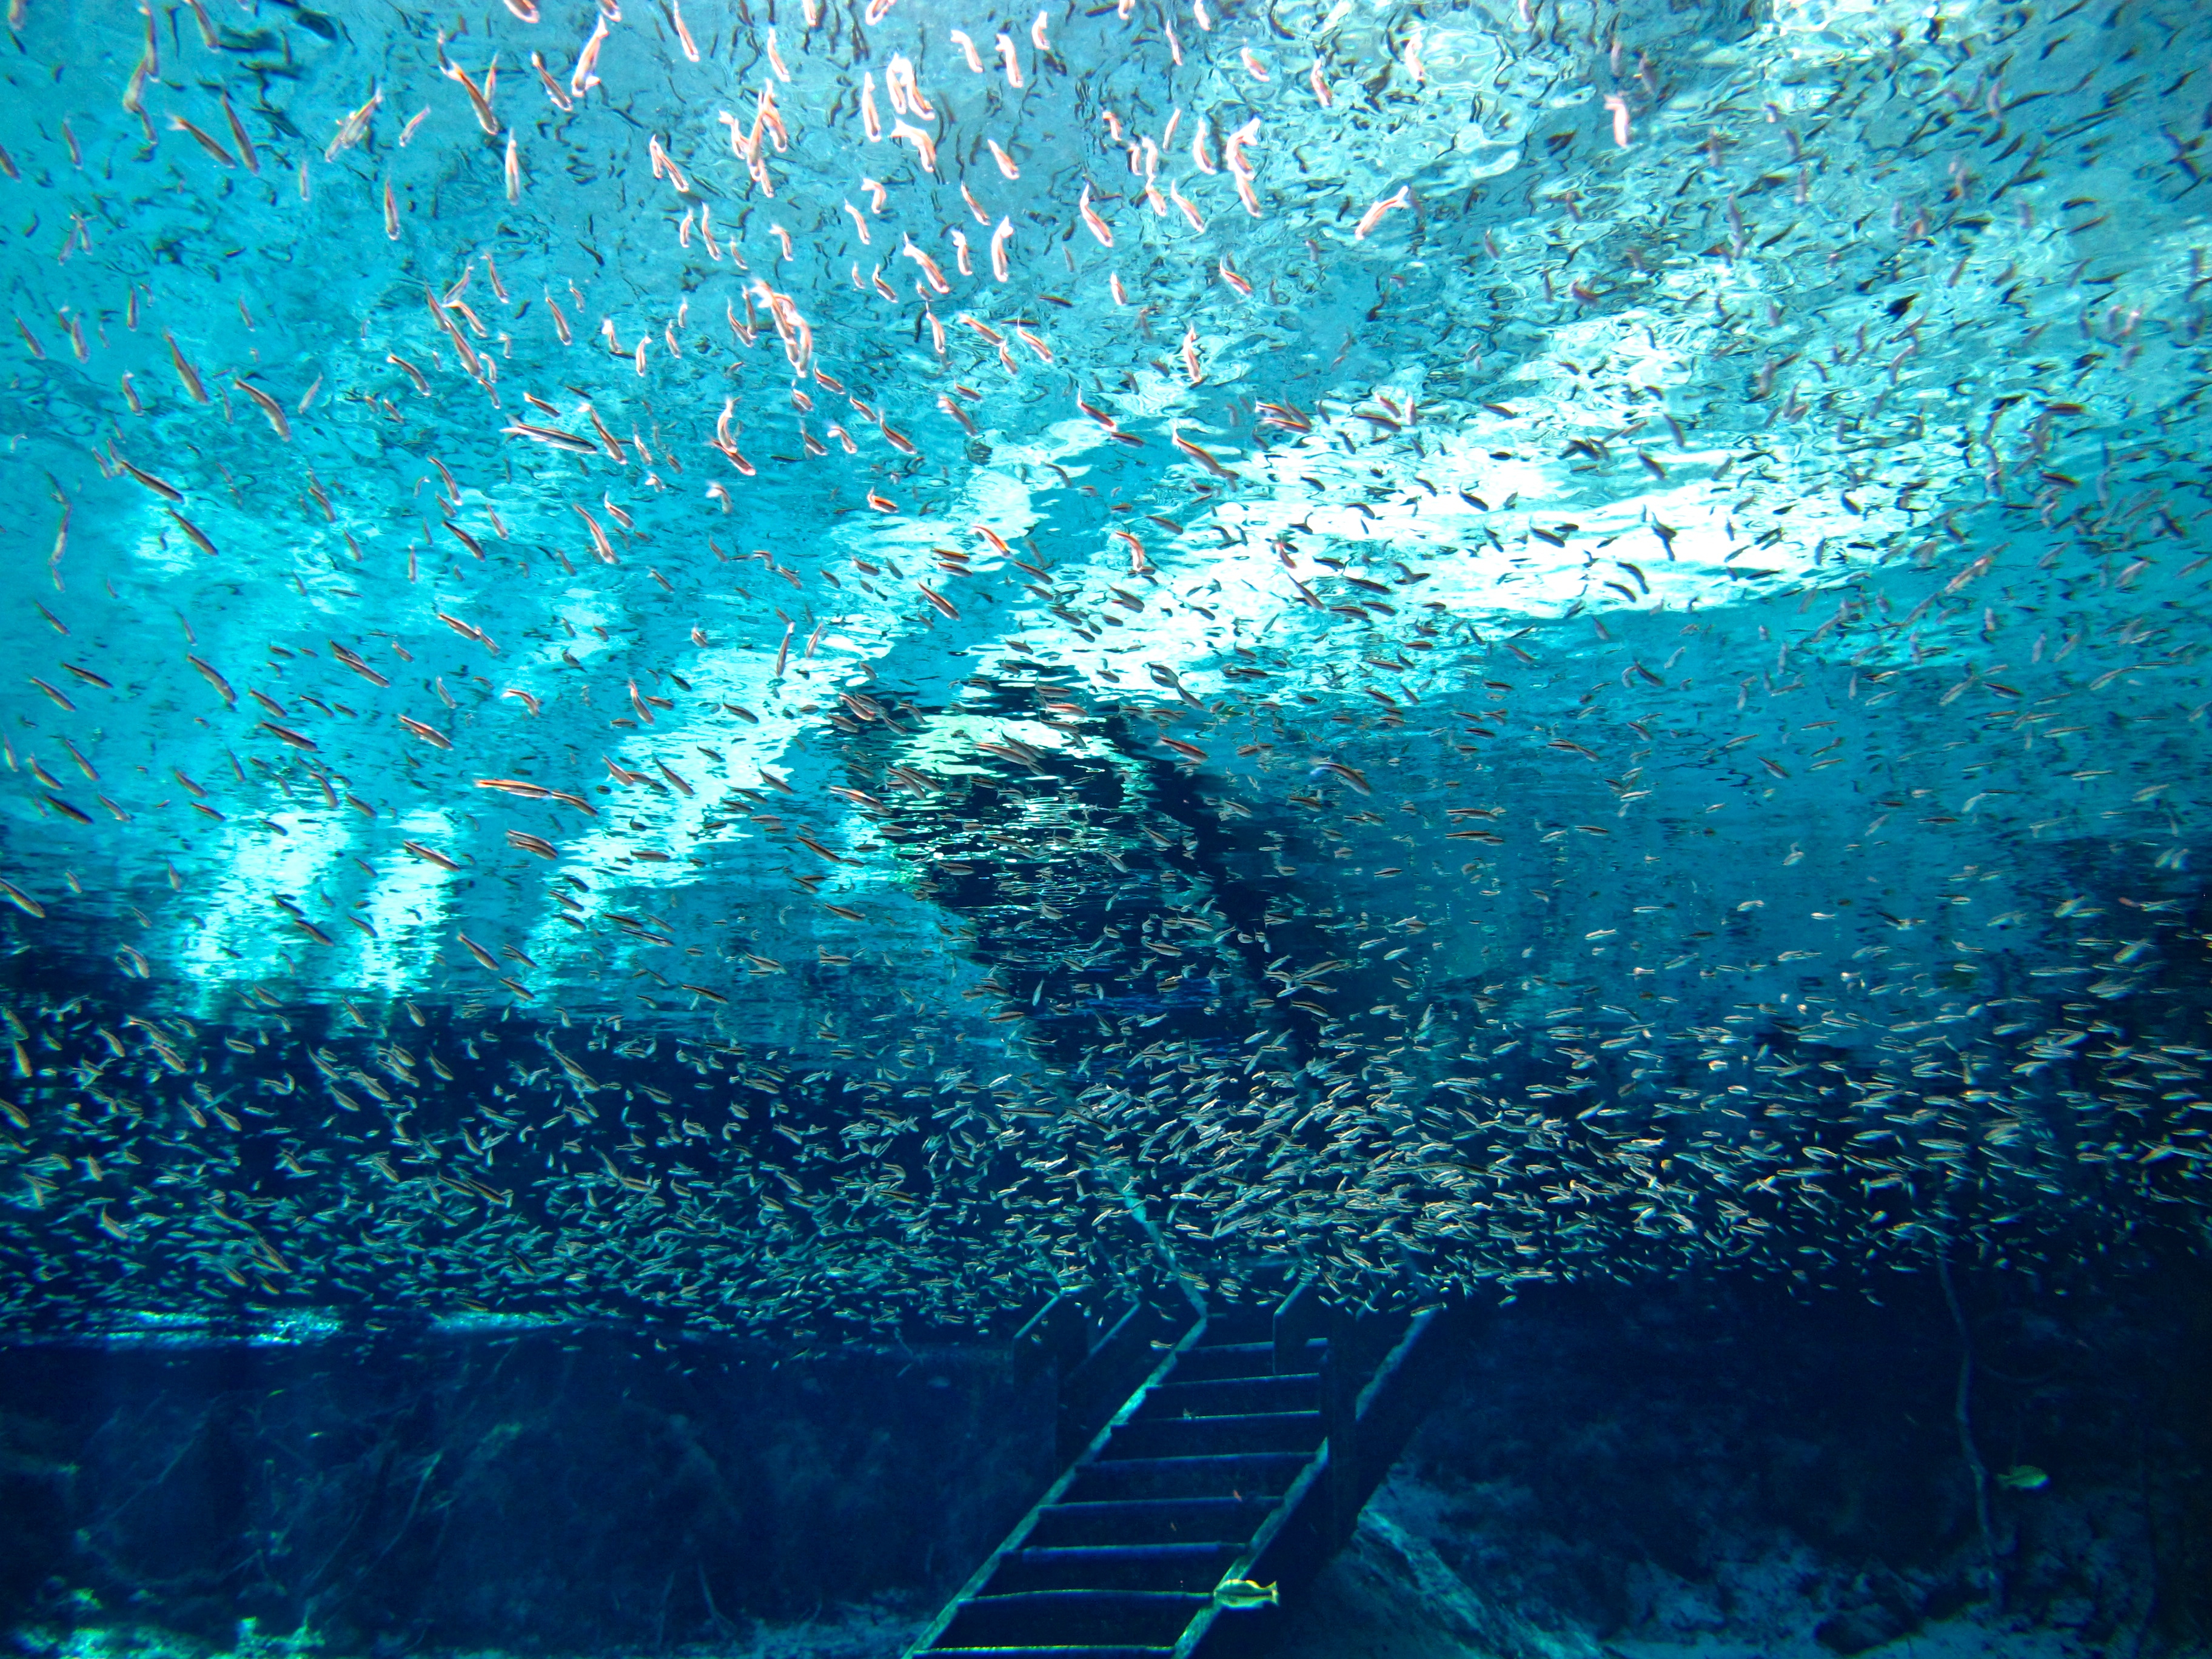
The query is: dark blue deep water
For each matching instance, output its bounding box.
[0,0,2207,1652]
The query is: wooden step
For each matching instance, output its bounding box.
[1107,1410,1326,1460]
[987,1541,1244,1594]
[1068,1451,1309,1503]
[1027,1496,1278,1549]
[1141,1373,1321,1416]
[1168,1338,1327,1383]
[937,1589,1206,1648]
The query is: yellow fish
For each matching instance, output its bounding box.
[1213,1580,1279,1610]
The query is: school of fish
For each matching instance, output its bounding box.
[0,0,2208,1345]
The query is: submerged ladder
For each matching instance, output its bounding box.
[906,1279,1457,1659]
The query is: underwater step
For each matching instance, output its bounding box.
[1139,1373,1323,1416]
[988,1541,1248,1594]
[1168,1339,1327,1381]
[1105,1410,1327,1459]
[1027,1497,1280,1548]
[1067,1450,1310,1502]
[1187,1319,1278,1349]
[923,1648,1175,1658]
[939,1588,1208,1647]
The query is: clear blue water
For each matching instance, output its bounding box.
[0,0,2208,1645]
[1,0,2206,1330]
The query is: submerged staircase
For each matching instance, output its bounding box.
[907,1279,1458,1659]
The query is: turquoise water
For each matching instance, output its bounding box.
[0,0,2208,1643]
[1,0,2207,1334]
